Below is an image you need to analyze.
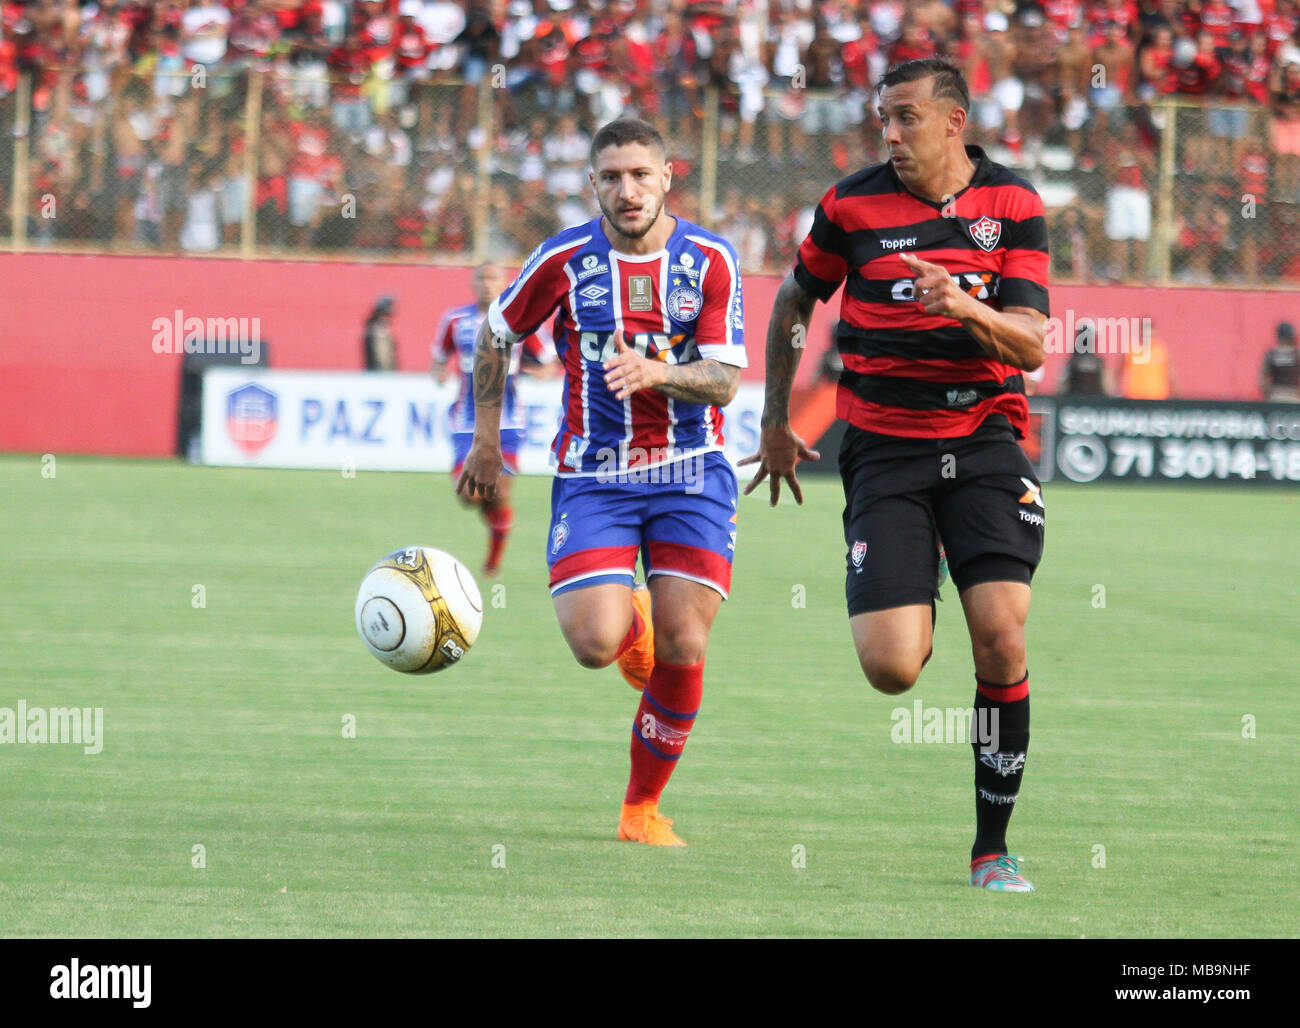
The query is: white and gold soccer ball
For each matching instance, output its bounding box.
[355,546,483,673]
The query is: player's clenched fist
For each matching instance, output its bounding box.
[900,252,973,320]
[602,329,666,400]
[456,439,504,500]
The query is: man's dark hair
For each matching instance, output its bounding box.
[877,59,971,113]
[1277,321,1295,344]
[589,118,666,167]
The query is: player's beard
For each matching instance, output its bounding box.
[599,190,665,241]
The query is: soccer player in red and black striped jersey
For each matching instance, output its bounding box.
[743,59,1048,892]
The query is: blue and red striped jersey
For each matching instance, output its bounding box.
[487,216,746,476]
[794,144,1050,439]
[433,302,554,434]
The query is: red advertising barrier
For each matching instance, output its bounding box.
[1,251,1296,457]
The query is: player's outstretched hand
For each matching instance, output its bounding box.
[602,329,665,400]
[739,421,820,506]
[456,439,504,500]
[899,252,971,320]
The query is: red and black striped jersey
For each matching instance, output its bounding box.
[794,145,1050,439]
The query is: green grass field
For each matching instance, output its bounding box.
[1,455,1296,938]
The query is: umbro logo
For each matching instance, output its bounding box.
[578,284,609,301]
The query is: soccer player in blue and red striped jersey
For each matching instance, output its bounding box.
[457,118,747,846]
[744,59,1049,892]
[433,262,556,577]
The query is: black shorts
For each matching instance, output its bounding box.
[839,416,1045,616]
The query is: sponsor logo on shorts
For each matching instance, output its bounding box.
[851,539,868,567]
[550,518,570,555]
[979,750,1026,777]
[1019,510,1045,526]
[978,786,1018,805]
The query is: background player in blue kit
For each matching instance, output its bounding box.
[433,262,556,576]
[457,119,746,846]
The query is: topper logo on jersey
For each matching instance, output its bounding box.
[968,216,1003,252]
[891,272,1000,303]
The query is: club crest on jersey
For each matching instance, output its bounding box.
[968,216,1002,252]
[851,540,868,567]
[667,286,703,322]
[551,519,570,555]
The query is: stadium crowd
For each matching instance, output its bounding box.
[2,0,1299,281]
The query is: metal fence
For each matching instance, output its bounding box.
[3,66,1297,286]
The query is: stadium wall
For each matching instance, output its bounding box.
[1,252,1295,458]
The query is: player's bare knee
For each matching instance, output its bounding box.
[859,653,923,695]
[563,629,620,669]
[654,629,708,667]
[971,627,1025,681]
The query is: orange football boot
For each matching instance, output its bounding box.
[617,801,687,846]
[616,583,654,690]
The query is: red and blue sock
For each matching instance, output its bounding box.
[624,660,703,805]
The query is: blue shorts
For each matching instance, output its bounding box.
[547,452,738,599]
[452,429,524,475]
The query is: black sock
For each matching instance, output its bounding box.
[971,672,1030,863]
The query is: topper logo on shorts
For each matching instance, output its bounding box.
[1018,477,1044,507]
[851,540,868,567]
[50,959,151,1008]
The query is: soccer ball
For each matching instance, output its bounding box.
[355,546,483,674]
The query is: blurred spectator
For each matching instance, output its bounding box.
[1103,121,1156,281]
[1122,329,1179,399]
[1058,319,1114,396]
[179,158,221,252]
[1260,322,1300,401]
[363,294,397,371]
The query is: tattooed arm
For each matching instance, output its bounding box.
[601,330,740,405]
[738,272,822,506]
[455,318,512,499]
